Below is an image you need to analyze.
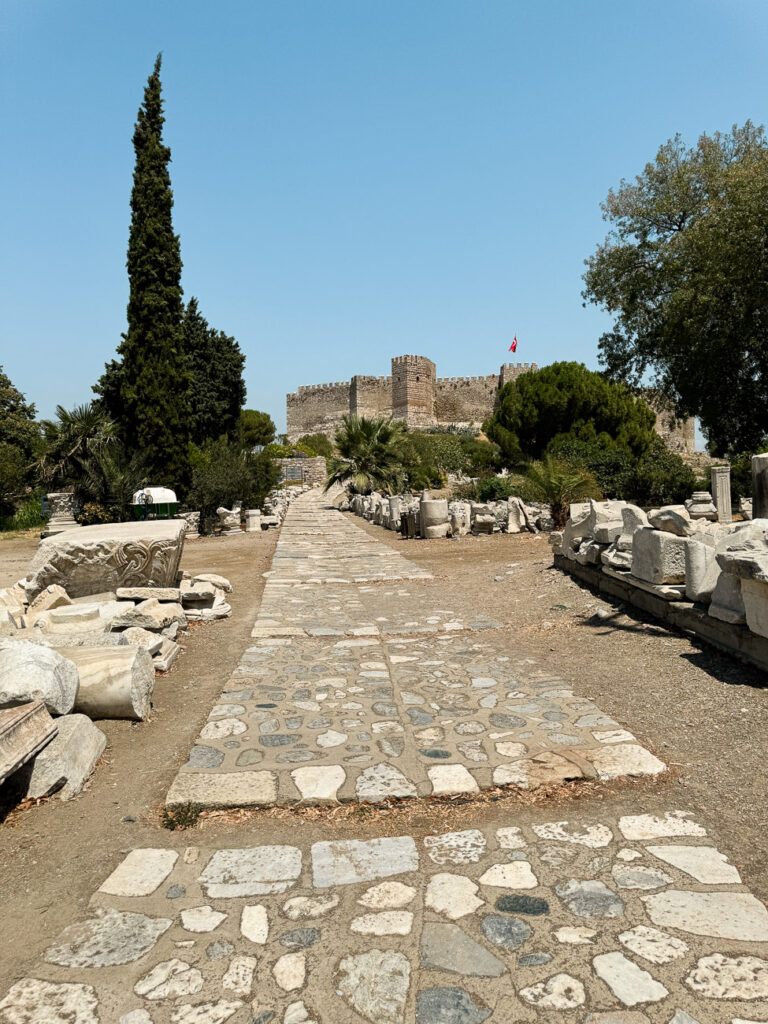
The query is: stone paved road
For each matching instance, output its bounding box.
[166,492,665,811]
[4,491,768,1023]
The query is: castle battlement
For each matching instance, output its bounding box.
[292,380,351,396]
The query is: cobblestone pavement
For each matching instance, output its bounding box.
[166,492,665,811]
[3,810,768,1022]
[4,491,768,1023]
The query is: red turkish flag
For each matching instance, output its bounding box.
[509,336,518,353]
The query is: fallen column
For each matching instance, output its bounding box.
[65,646,155,720]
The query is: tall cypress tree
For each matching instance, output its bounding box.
[109,55,190,487]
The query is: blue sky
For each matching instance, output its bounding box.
[2,0,766,432]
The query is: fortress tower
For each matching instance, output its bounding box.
[391,354,437,426]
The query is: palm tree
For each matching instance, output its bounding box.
[38,402,117,486]
[525,456,602,528]
[325,416,407,495]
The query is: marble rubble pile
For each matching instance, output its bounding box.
[260,486,311,529]
[341,489,553,538]
[551,473,768,642]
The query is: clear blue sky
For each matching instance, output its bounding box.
[2,0,765,433]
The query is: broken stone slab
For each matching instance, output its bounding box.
[26,585,71,625]
[181,580,218,605]
[110,598,187,632]
[118,627,164,656]
[648,505,695,537]
[116,586,181,601]
[632,528,687,584]
[23,712,106,800]
[592,521,623,544]
[0,701,57,784]
[685,537,720,603]
[617,505,650,549]
[26,519,186,600]
[184,601,232,622]
[708,571,746,624]
[153,638,180,672]
[601,546,633,571]
[601,566,687,601]
[740,578,768,639]
[35,600,135,634]
[66,646,155,720]
[0,641,79,714]
[575,540,605,565]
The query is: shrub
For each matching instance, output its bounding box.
[546,436,635,498]
[188,438,280,530]
[524,457,603,528]
[0,496,49,532]
[296,433,334,459]
[77,502,122,526]
[628,435,697,506]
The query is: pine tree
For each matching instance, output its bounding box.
[101,55,190,488]
[183,297,246,445]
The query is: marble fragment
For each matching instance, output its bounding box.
[273,952,306,991]
[200,846,301,897]
[358,881,416,909]
[424,830,486,865]
[425,874,483,919]
[351,911,413,935]
[241,904,269,943]
[134,959,203,999]
[518,974,586,1009]
[45,910,172,968]
[618,925,689,965]
[336,949,411,1024]
[645,844,741,883]
[312,836,418,887]
[685,954,768,1000]
[99,849,178,897]
[593,952,669,1005]
[180,906,227,933]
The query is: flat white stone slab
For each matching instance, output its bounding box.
[593,951,669,1005]
[200,847,302,897]
[642,890,768,940]
[645,844,741,883]
[311,836,418,888]
[618,811,706,840]
[166,771,276,811]
[99,849,178,897]
[587,743,666,780]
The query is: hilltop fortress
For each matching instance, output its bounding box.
[286,353,696,454]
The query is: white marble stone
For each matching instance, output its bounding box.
[282,895,339,920]
[645,844,741,883]
[335,949,410,1024]
[311,836,418,887]
[273,952,306,991]
[478,862,538,888]
[425,873,483,919]
[593,951,669,1005]
[291,765,345,801]
[222,955,257,997]
[0,979,99,1024]
[358,882,416,909]
[643,890,768,940]
[240,904,269,944]
[350,911,413,935]
[170,1001,243,1024]
[496,827,526,849]
[553,926,596,944]
[618,925,689,965]
[180,906,227,933]
[424,829,487,864]
[519,974,586,1009]
[99,849,178,897]
[354,763,417,801]
[587,744,666,780]
[200,846,302,897]
[532,821,613,847]
[686,953,768,1000]
[618,811,706,840]
[134,959,203,999]
[427,763,479,795]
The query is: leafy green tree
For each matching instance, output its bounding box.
[546,436,635,498]
[628,435,697,507]
[485,362,656,466]
[524,457,602,528]
[95,55,190,488]
[583,122,768,456]
[0,365,39,514]
[238,409,276,450]
[183,297,245,444]
[296,433,334,459]
[38,402,116,488]
[187,438,280,530]
[325,416,407,494]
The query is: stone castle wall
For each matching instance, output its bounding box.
[285,356,697,454]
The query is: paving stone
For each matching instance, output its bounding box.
[200,846,302,897]
[273,952,306,991]
[685,953,768,999]
[532,821,613,847]
[291,765,345,801]
[351,911,414,935]
[428,764,479,795]
[618,811,706,840]
[170,1001,243,1024]
[222,955,257,997]
[0,979,100,1024]
[205,939,234,959]
[587,744,666,779]
[99,849,178,896]
[240,904,269,943]
[424,830,486,865]
[185,745,225,769]
[283,894,340,919]
[280,928,320,948]
[518,952,551,966]
[419,922,506,977]
[336,949,411,1024]
[312,836,418,887]
[496,827,526,850]
[425,874,483,919]
[480,914,531,950]
[180,906,227,933]
[358,881,416,909]
[45,909,172,968]
[556,879,625,918]
[478,861,538,888]
[593,951,669,1005]
[642,890,768,940]
[416,987,491,1024]
[645,844,741,883]
[518,973,586,1009]
[355,763,417,801]
[617,925,689,964]
[133,959,203,999]
[554,926,597,943]
[166,771,277,810]
[495,894,548,916]
[611,863,673,889]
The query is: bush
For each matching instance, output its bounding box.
[628,435,697,506]
[296,434,334,459]
[0,497,49,532]
[546,436,634,498]
[188,438,280,530]
[524,457,603,528]
[77,502,121,526]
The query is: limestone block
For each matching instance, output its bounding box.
[244,510,262,532]
[592,520,623,544]
[685,491,717,520]
[575,540,605,565]
[560,508,591,557]
[195,573,233,593]
[548,531,563,554]
[66,646,155,720]
[685,538,719,603]
[617,506,649,550]
[217,506,242,535]
[0,641,78,714]
[24,713,106,799]
[420,499,449,535]
[0,701,57,784]
[388,497,401,530]
[180,581,217,605]
[708,572,745,624]
[648,506,695,537]
[507,497,527,534]
[26,585,71,625]
[27,520,186,600]
[473,515,496,534]
[111,599,187,633]
[632,528,687,584]
[740,497,754,520]
[423,524,451,540]
[116,587,181,601]
[752,452,768,519]
[600,546,633,571]
[153,639,181,672]
[118,628,164,656]
[581,500,627,540]
[741,578,768,638]
[450,502,471,536]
